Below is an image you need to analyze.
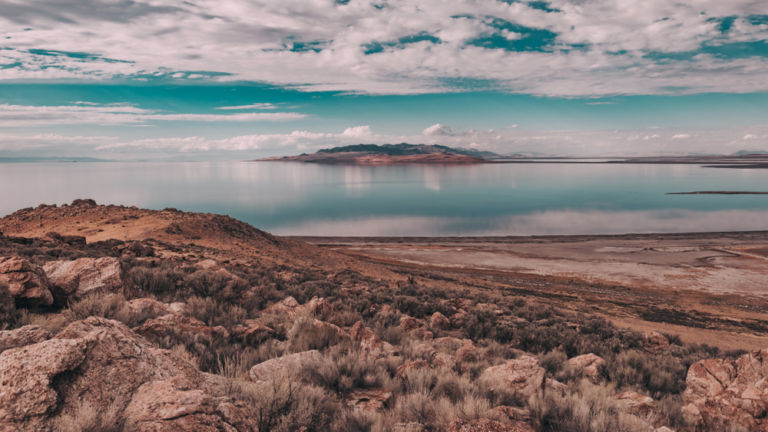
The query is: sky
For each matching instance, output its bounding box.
[0,0,767,159]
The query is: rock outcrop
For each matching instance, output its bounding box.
[123,376,254,431]
[567,353,605,383]
[249,350,324,384]
[134,313,229,346]
[0,256,53,307]
[0,325,49,354]
[0,317,251,432]
[614,391,656,417]
[479,355,546,401]
[682,349,768,431]
[43,257,122,302]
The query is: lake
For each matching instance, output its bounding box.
[2,161,768,236]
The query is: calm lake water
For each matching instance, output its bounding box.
[2,161,768,236]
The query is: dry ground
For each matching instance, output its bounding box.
[298,232,768,351]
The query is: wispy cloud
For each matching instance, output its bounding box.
[217,103,279,110]
[77,123,768,157]
[0,103,305,126]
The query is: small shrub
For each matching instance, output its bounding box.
[124,264,184,299]
[605,350,686,398]
[67,292,133,325]
[287,316,343,352]
[0,282,20,329]
[530,380,651,432]
[540,350,568,375]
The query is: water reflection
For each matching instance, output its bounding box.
[1,161,768,236]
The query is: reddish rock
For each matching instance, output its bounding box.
[446,419,535,432]
[232,319,276,346]
[0,256,53,307]
[134,314,229,345]
[400,316,424,331]
[123,376,254,431]
[429,312,451,330]
[567,353,605,383]
[345,389,392,413]
[0,325,49,354]
[126,298,173,322]
[43,257,122,301]
[248,350,323,383]
[642,331,670,354]
[479,355,546,401]
[0,338,87,430]
[0,317,210,431]
[614,391,656,416]
[263,296,331,319]
[682,349,768,430]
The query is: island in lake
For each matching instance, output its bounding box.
[258,143,499,165]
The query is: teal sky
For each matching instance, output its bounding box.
[0,1,767,158]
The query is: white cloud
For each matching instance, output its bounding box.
[0,0,766,96]
[422,123,455,136]
[0,103,305,126]
[217,103,278,110]
[5,122,768,158]
[672,133,692,139]
[341,125,373,138]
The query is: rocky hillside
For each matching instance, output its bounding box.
[0,200,765,431]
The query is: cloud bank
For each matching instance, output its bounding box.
[0,0,767,96]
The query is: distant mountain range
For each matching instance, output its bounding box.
[259,143,500,165]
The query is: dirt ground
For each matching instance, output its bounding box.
[298,232,768,350]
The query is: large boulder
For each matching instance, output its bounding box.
[567,353,605,383]
[0,325,49,354]
[682,349,768,430]
[614,391,656,416]
[249,350,323,384]
[134,313,229,346]
[262,296,331,319]
[43,257,122,302]
[123,376,254,431]
[126,298,174,322]
[0,317,252,432]
[0,256,53,307]
[479,355,546,402]
[0,338,87,430]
